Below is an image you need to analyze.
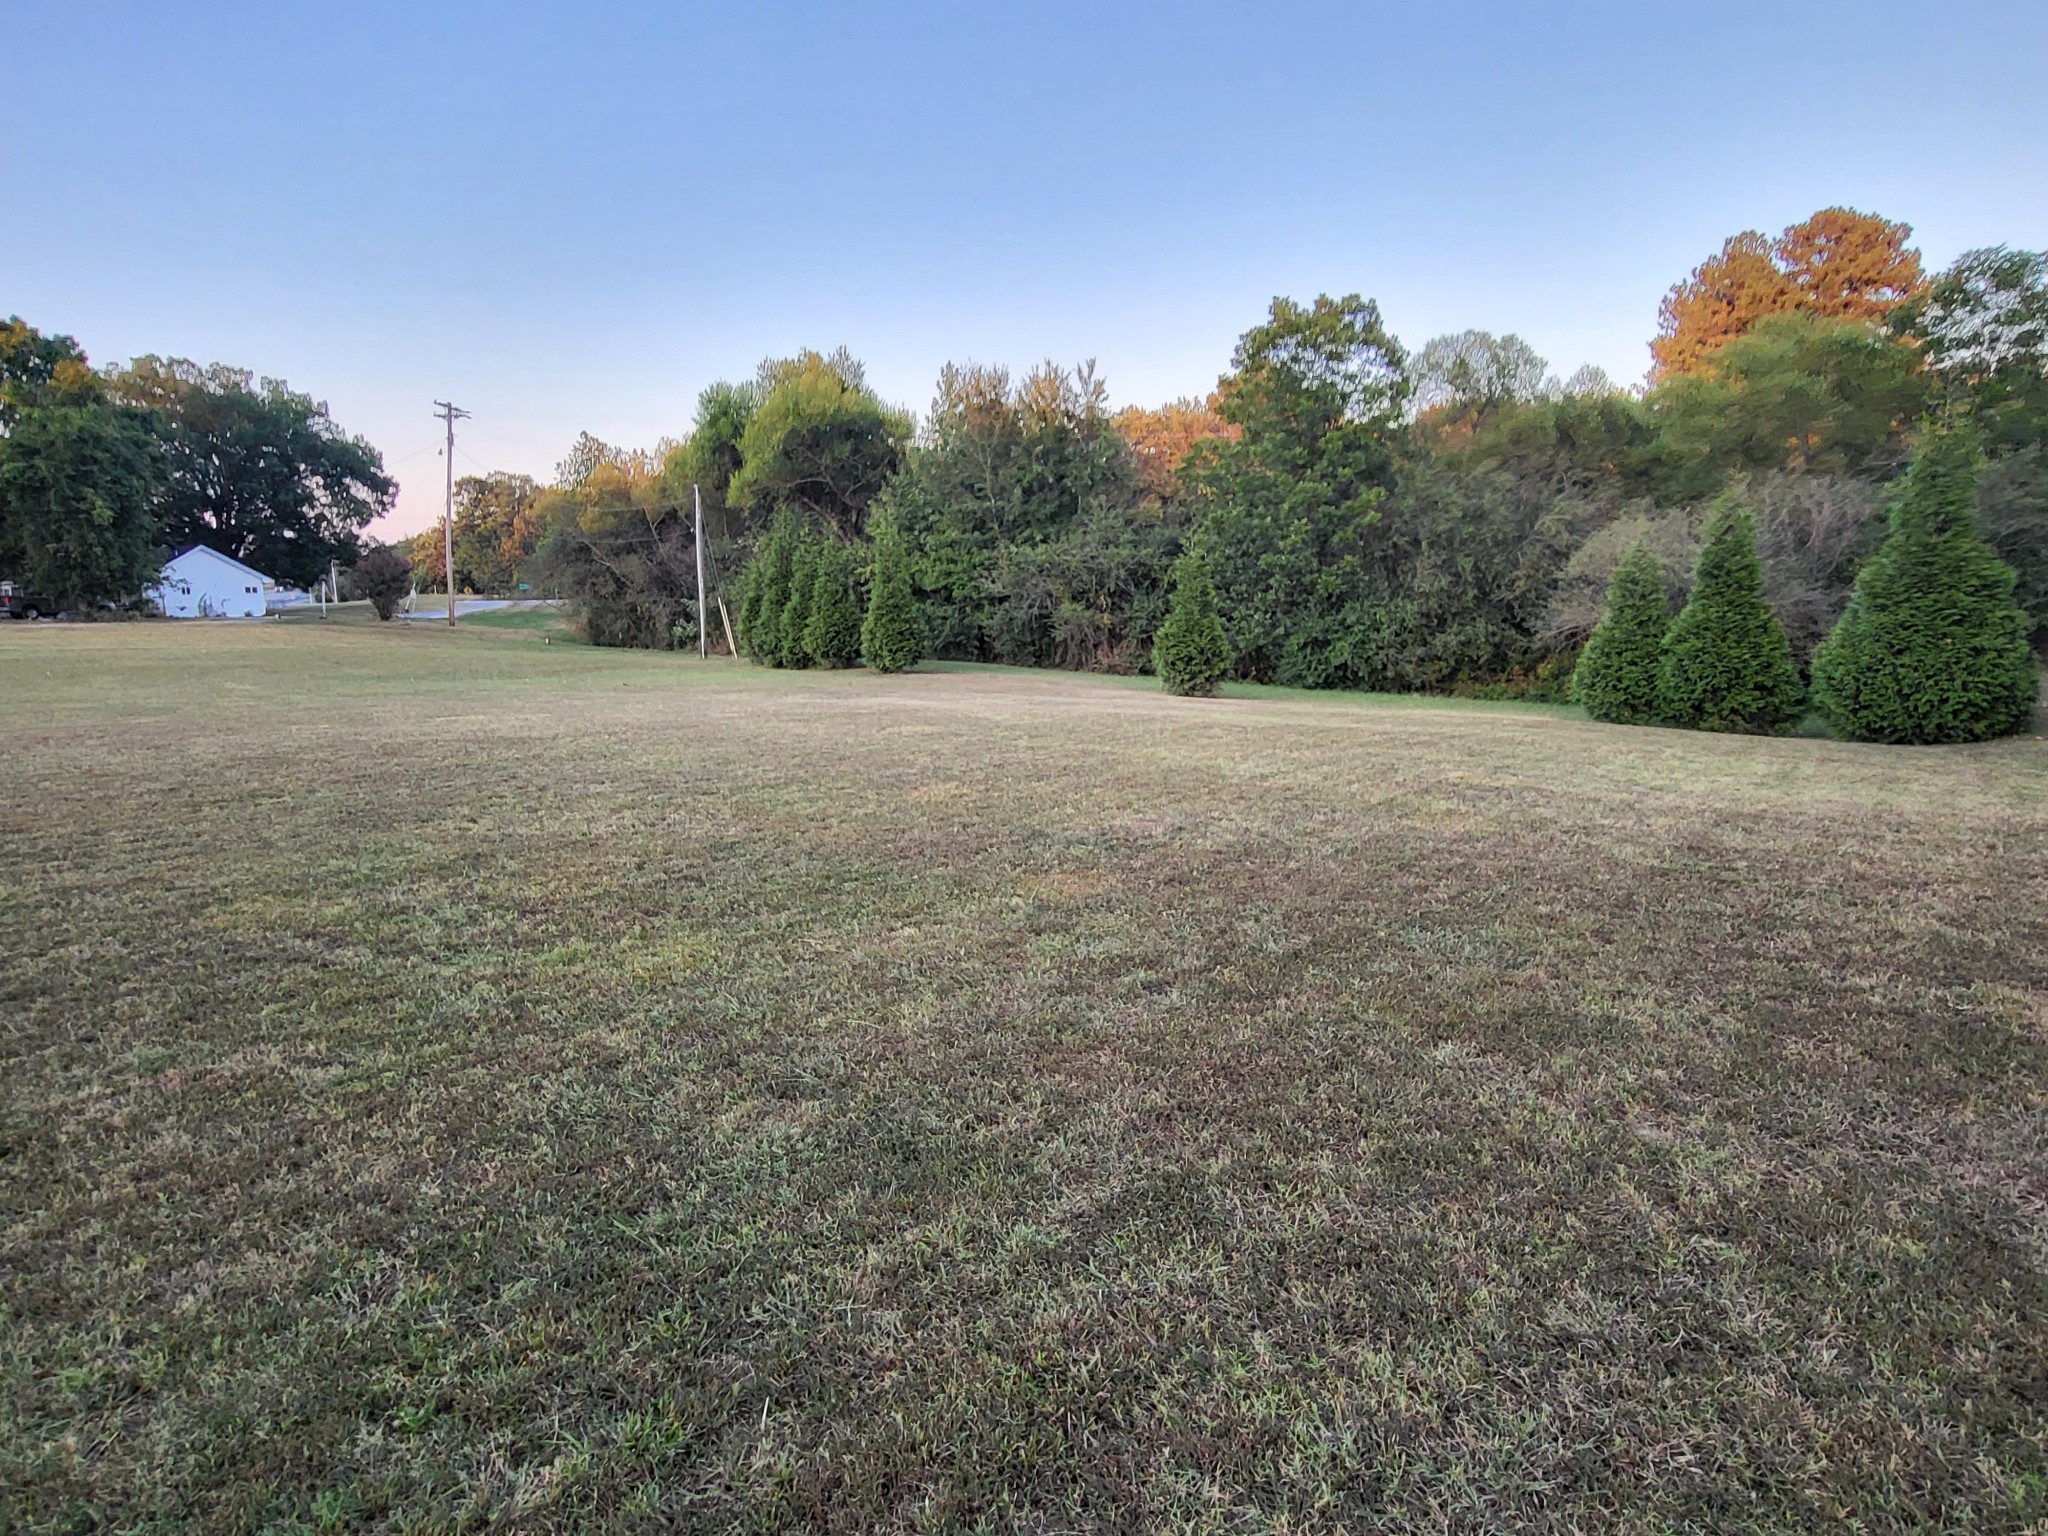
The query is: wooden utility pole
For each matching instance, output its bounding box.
[693,483,708,659]
[433,400,470,627]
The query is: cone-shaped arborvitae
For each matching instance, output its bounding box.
[1811,429,2038,743]
[777,530,819,669]
[1572,545,1670,724]
[1657,503,1802,734]
[803,538,864,668]
[1153,551,1232,696]
[861,515,924,673]
[740,513,797,665]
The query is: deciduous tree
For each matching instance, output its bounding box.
[1644,313,1930,500]
[451,472,544,592]
[1904,246,2048,456]
[1543,506,1695,646]
[979,507,1174,672]
[1,317,101,425]
[1410,331,1554,424]
[111,357,394,588]
[1975,446,2048,643]
[1652,232,1794,379]
[533,436,695,648]
[1113,397,1235,506]
[350,544,412,620]
[1652,209,1924,379]
[0,397,161,608]
[729,351,908,539]
[1560,364,1620,397]
[1911,247,2048,380]
[664,378,760,554]
[0,318,161,606]
[1776,207,1924,322]
[1186,294,1409,687]
[887,359,1145,662]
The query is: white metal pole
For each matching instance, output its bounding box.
[694,483,707,659]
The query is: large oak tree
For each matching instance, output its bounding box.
[111,357,394,588]
[0,318,161,607]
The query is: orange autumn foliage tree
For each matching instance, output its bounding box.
[1653,231,1793,380]
[1652,208,1925,379]
[1113,395,1237,506]
[1777,207,1925,320]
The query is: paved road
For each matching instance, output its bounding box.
[400,599,540,619]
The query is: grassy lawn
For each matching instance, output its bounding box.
[453,606,576,638]
[3,622,2046,1533]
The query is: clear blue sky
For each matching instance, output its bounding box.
[7,1,2046,538]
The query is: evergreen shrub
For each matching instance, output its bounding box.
[1153,552,1231,696]
[1657,504,1802,734]
[1572,545,1669,724]
[1811,430,2038,743]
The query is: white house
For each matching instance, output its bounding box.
[149,545,274,619]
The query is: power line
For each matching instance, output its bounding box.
[386,441,447,468]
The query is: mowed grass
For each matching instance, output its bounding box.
[3,622,2046,1535]
[454,606,576,638]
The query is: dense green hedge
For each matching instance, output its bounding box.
[739,513,869,669]
[803,539,863,668]
[861,516,924,673]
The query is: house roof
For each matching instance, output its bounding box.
[162,544,273,583]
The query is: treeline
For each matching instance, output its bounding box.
[0,327,394,597]
[392,349,906,650]
[8,205,2043,741]
[464,208,2043,732]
